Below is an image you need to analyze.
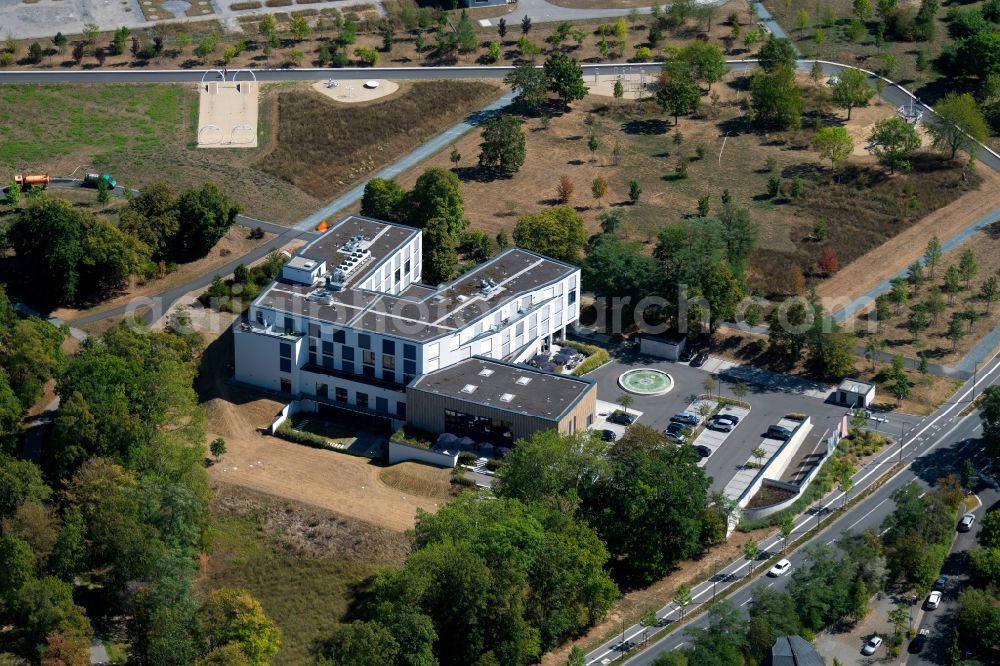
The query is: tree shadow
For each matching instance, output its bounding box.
[621,118,669,135]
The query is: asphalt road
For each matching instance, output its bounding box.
[584,354,1000,666]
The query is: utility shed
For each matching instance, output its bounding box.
[834,378,876,408]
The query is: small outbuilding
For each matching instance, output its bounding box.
[639,335,686,362]
[834,378,876,408]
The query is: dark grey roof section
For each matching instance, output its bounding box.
[770,636,824,666]
[253,215,579,342]
[409,356,594,421]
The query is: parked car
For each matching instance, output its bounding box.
[692,444,712,459]
[670,412,700,426]
[665,432,686,444]
[679,346,695,362]
[768,559,792,577]
[862,636,883,656]
[767,425,793,440]
[714,413,740,426]
[926,590,942,610]
[706,418,735,433]
[690,351,709,367]
[959,512,976,532]
[935,575,949,590]
[600,429,617,442]
[909,630,929,654]
[607,410,637,426]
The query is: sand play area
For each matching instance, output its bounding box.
[197,79,259,148]
[311,79,400,104]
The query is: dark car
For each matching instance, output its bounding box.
[706,418,734,433]
[601,429,618,442]
[607,410,637,426]
[693,445,712,458]
[666,425,690,438]
[909,630,929,654]
[679,346,695,362]
[935,575,949,590]
[714,413,740,426]
[690,352,709,367]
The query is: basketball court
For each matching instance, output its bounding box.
[197,70,259,149]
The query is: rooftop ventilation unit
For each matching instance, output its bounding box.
[515,376,532,386]
[500,393,515,403]
[461,384,478,394]
[478,368,494,377]
[479,278,500,297]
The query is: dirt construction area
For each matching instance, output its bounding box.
[197,321,444,532]
[204,391,443,533]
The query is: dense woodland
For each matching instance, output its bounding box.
[0,295,281,664]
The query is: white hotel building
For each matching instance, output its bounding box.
[233,215,593,440]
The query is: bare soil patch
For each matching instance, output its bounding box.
[257,80,503,200]
[310,78,400,104]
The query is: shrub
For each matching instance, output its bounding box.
[766,176,781,197]
[275,420,338,451]
[764,155,777,172]
[560,340,611,376]
[458,451,477,465]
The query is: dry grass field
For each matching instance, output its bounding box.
[852,221,1000,364]
[202,484,409,665]
[0,79,506,227]
[258,80,502,200]
[761,0,971,95]
[393,70,981,298]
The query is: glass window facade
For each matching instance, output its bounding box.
[444,409,513,447]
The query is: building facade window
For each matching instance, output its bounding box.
[358,333,371,350]
[315,383,328,398]
[356,392,369,409]
[279,357,291,373]
[404,344,416,360]
[396,401,406,418]
[383,354,396,370]
[335,387,348,403]
[382,339,395,355]
[333,330,346,344]
[444,409,513,447]
[376,397,389,413]
[280,378,291,393]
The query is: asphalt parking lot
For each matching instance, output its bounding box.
[584,348,854,492]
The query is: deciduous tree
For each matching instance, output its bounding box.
[478,114,526,177]
[868,117,921,173]
[927,92,989,160]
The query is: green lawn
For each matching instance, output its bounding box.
[0,84,185,168]
[203,512,385,665]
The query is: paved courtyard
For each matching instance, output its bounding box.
[584,348,856,493]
